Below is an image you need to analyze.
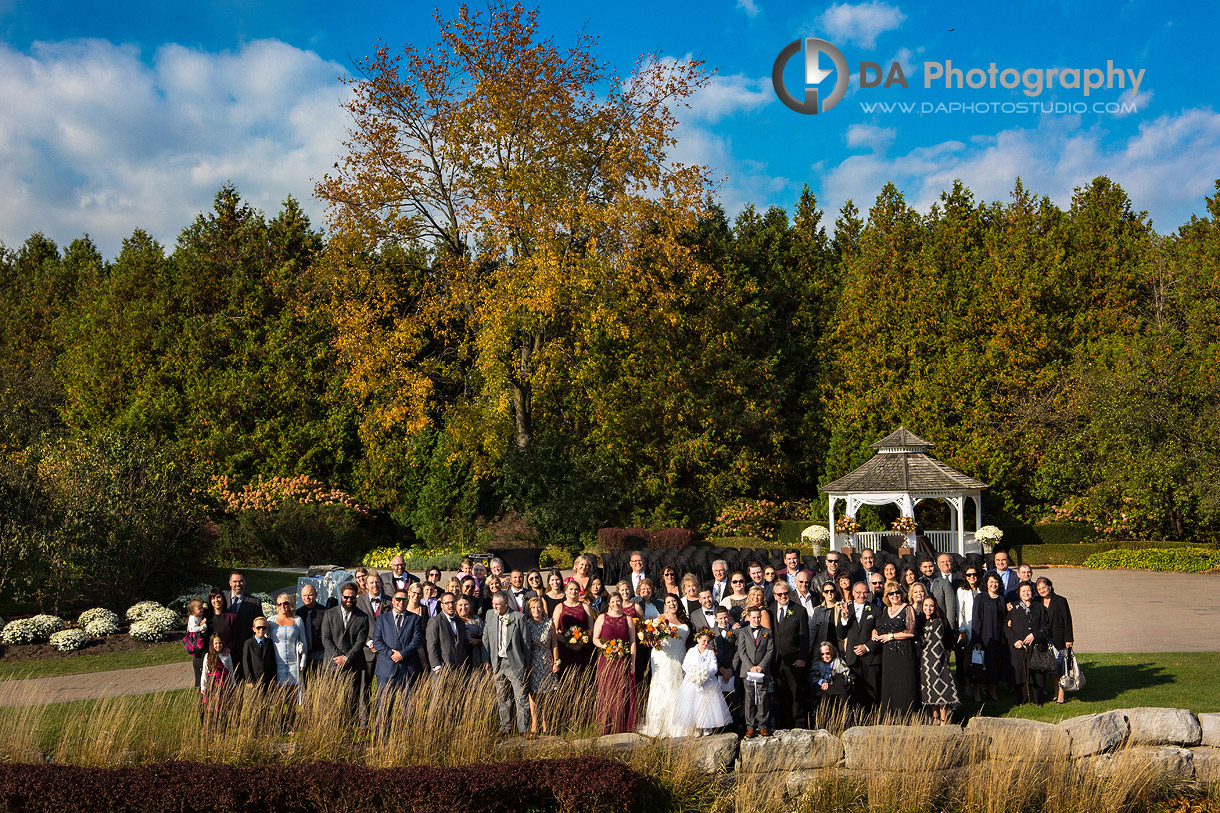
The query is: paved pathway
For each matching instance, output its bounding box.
[1,567,1215,706]
[0,661,192,707]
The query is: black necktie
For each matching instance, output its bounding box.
[396,614,403,633]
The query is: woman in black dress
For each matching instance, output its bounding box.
[971,573,1007,701]
[873,580,919,718]
[1006,581,1052,706]
[1036,576,1074,704]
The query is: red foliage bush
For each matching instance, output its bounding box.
[597,527,651,551]
[649,528,695,549]
[0,757,647,813]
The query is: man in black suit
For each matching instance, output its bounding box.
[381,555,420,595]
[746,561,772,602]
[227,571,261,679]
[689,588,717,631]
[505,570,535,614]
[768,581,810,729]
[296,584,327,680]
[426,592,469,674]
[712,606,740,726]
[838,581,881,708]
[357,571,390,727]
[851,549,879,584]
[321,582,371,725]
[241,616,276,688]
[868,574,886,607]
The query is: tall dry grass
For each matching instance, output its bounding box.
[0,671,1207,813]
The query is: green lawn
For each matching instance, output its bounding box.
[955,652,1220,723]
[0,642,184,680]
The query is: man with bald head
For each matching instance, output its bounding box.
[381,555,420,595]
[296,583,328,679]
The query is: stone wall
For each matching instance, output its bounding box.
[494,707,1220,789]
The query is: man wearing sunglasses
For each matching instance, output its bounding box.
[837,581,882,708]
[322,582,372,724]
[371,589,424,726]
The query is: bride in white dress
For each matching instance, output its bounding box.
[639,595,690,738]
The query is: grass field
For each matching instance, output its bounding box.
[0,642,184,680]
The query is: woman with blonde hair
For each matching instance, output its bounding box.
[524,596,559,736]
[270,592,306,734]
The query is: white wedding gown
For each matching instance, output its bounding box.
[639,623,689,738]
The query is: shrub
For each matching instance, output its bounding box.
[0,757,648,813]
[85,616,121,637]
[168,585,216,614]
[78,607,120,627]
[709,498,784,540]
[597,527,650,551]
[1028,521,1095,545]
[538,545,574,569]
[49,628,88,651]
[126,601,168,622]
[1083,547,1220,573]
[2,618,42,645]
[649,528,695,549]
[125,603,179,641]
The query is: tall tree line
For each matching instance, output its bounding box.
[2,178,1219,550]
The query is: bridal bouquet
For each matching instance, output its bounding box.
[637,618,676,650]
[562,626,590,649]
[686,663,712,686]
[601,638,629,660]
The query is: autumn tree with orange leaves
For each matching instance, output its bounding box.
[315,3,715,472]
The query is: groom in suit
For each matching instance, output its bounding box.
[734,605,774,738]
[485,592,530,735]
[321,582,371,725]
[838,581,882,708]
[769,582,810,730]
[371,589,424,726]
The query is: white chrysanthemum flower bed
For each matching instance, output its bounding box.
[126,601,168,622]
[2,614,66,645]
[249,592,277,618]
[168,585,215,614]
[49,628,89,651]
[85,616,121,637]
[78,608,120,628]
[125,602,181,642]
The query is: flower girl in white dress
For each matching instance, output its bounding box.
[673,629,732,736]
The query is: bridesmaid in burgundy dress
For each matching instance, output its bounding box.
[618,580,650,690]
[553,580,594,673]
[593,593,638,734]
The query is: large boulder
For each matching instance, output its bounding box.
[1191,747,1220,784]
[1117,707,1201,747]
[1059,711,1129,758]
[738,728,843,773]
[841,725,985,771]
[965,717,1070,759]
[594,732,649,755]
[1085,746,1194,783]
[1199,713,1220,748]
[661,733,739,772]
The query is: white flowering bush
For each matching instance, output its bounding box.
[168,585,215,614]
[126,601,167,622]
[2,615,65,645]
[85,616,121,637]
[78,608,120,628]
[249,592,277,618]
[976,525,1004,545]
[49,628,89,651]
[129,607,179,642]
[801,525,831,545]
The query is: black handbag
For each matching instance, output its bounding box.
[1028,644,1057,673]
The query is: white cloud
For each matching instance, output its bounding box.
[845,123,896,151]
[736,0,760,17]
[687,72,773,122]
[0,38,350,259]
[815,108,1220,233]
[817,2,907,49]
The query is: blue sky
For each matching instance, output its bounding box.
[1,0,1217,259]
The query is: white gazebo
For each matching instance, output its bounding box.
[824,427,988,555]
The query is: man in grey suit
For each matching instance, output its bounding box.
[426,592,469,674]
[485,591,530,735]
[688,588,717,631]
[928,553,959,636]
[321,582,371,726]
[734,605,774,738]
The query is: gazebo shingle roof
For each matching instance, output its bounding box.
[825,427,988,493]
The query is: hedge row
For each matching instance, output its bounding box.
[1082,546,1220,573]
[597,527,695,550]
[0,758,647,813]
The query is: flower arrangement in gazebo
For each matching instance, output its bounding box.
[801,524,831,554]
[975,525,1003,553]
[890,516,917,535]
[835,516,862,535]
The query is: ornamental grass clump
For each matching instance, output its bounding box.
[49,628,88,651]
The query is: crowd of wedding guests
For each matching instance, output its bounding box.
[191,547,1075,740]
